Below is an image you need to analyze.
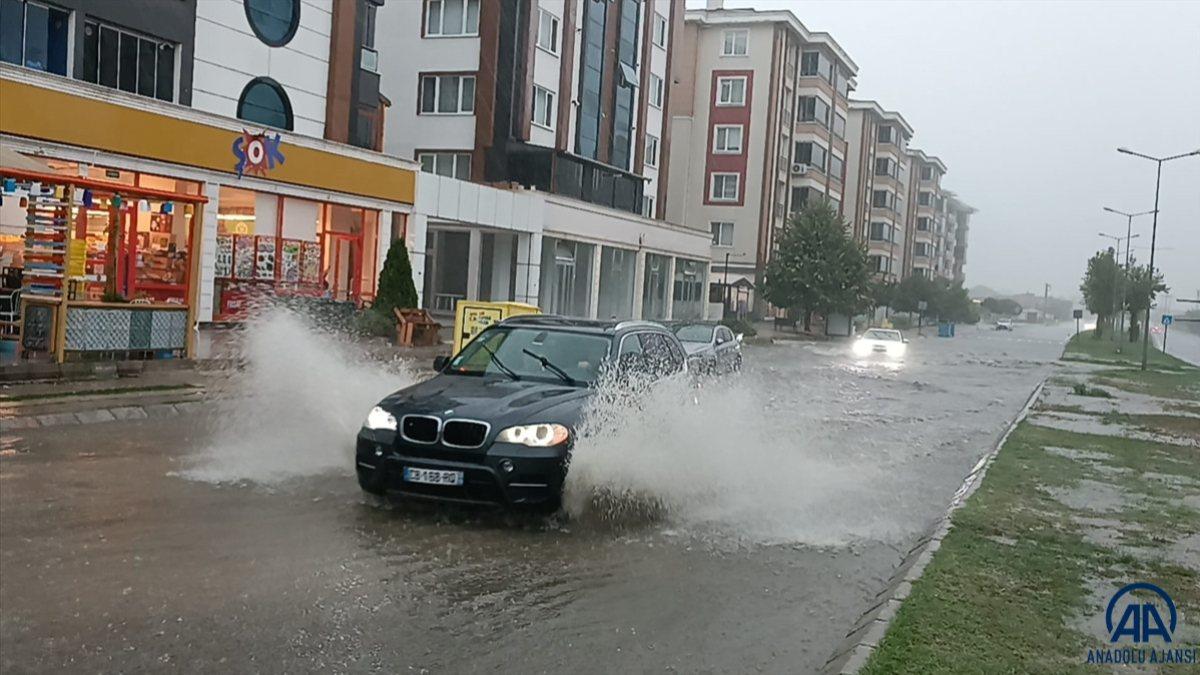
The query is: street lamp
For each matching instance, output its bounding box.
[1116,146,1200,370]
[1098,227,1142,343]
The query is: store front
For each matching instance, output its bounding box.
[1,67,416,360]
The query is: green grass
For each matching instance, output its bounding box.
[861,369,1200,675]
[1093,368,1200,401]
[1062,330,1194,370]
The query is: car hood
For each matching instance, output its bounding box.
[377,374,591,426]
[681,342,711,355]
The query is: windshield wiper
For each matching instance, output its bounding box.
[522,349,576,385]
[477,342,521,381]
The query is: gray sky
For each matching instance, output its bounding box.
[697,0,1200,301]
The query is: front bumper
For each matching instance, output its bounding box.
[355,430,568,507]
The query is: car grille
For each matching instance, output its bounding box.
[401,415,440,444]
[442,420,489,448]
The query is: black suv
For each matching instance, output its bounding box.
[355,316,687,509]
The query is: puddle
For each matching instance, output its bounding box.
[1040,479,1133,514]
[1043,446,1111,462]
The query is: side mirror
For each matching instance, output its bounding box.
[735,333,744,344]
[903,338,910,344]
[433,355,449,371]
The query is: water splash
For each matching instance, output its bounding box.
[183,308,418,484]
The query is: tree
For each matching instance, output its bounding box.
[1122,260,1167,342]
[933,281,981,324]
[373,237,419,318]
[981,297,1022,316]
[1080,248,1121,339]
[760,201,873,331]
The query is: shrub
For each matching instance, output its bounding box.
[374,238,419,319]
[720,316,757,338]
[352,308,395,338]
[1071,383,1113,398]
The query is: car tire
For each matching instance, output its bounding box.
[732,355,742,372]
[357,466,386,496]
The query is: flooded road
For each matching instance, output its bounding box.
[0,321,1071,673]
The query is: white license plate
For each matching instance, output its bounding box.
[403,467,464,486]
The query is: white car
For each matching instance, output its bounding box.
[853,328,908,358]
[995,319,1013,331]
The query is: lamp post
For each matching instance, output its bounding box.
[1098,231,1141,344]
[1116,146,1200,370]
[1102,206,1154,342]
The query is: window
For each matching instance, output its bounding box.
[425,0,480,36]
[721,29,747,56]
[244,0,301,47]
[420,74,476,114]
[791,186,810,211]
[418,152,471,180]
[918,191,933,206]
[869,222,891,242]
[652,12,667,48]
[648,72,664,108]
[874,157,893,177]
[877,125,894,144]
[711,221,734,247]
[537,8,559,53]
[716,76,746,106]
[0,0,70,76]
[800,50,832,80]
[832,112,846,139]
[869,255,889,273]
[645,134,659,167]
[713,125,743,153]
[533,85,555,129]
[797,96,830,127]
[829,154,844,179]
[795,141,828,172]
[871,190,893,209]
[917,216,931,231]
[710,173,739,202]
[920,165,934,180]
[642,195,656,218]
[915,242,931,257]
[78,21,176,101]
[237,77,293,130]
[576,0,606,160]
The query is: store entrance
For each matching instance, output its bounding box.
[326,233,361,302]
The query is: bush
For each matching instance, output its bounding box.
[720,316,757,338]
[1071,383,1113,398]
[890,315,913,330]
[352,308,395,338]
[374,238,419,318]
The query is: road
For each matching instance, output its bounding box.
[0,320,1073,674]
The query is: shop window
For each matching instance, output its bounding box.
[0,0,70,76]
[237,77,294,131]
[79,20,176,102]
[244,0,300,47]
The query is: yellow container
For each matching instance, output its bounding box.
[452,301,541,355]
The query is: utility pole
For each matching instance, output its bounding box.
[1117,145,1200,371]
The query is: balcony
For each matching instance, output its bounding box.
[486,141,645,215]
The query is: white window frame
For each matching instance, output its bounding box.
[710,173,740,202]
[532,85,556,130]
[711,221,735,247]
[721,29,748,56]
[648,72,664,108]
[645,134,659,168]
[425,0,481,37]
[642,195,656,218]
[716,76,746,106]
[652,12,668,48]
[417,152,472,180]
[712,124,743,154]
[918,191,933,206]
[420,74,476,115]
[536,8,559,54]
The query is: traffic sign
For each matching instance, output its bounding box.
[1073,309,1083,319]
[1162,314,1173,326]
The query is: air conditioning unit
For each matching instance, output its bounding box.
[790,163,809,174]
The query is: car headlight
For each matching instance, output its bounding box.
[363,406,397,431]
[853,340,872,356]
[496,423,570,447]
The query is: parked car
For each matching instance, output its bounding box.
[852,328,908,359]
[672,322,743,374]
[995,319,1014,331]
[355,316,688,510]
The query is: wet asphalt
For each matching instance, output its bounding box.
[0,323,1073,674]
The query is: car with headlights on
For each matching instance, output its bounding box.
[356,316,687,510]
[672,322,743,374]
[852,328,908,359]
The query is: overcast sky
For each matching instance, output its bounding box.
[694,0,1200,302]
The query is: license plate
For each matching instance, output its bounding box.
[402,467,464,486]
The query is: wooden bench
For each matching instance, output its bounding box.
[394,308,441,347]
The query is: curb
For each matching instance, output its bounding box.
[0,358,238,383]
[821,378,1048,674]
[2,399,212,431]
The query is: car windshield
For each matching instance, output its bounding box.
[673,324,715,343]
[864,329,901,341]
[448,327,611,384]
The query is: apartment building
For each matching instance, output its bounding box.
[844,100,914,282]
[901,149,946,280]
[375,0,713,321]
[945,192,974,282]
[664,3,857,313]
[1,0,418,324]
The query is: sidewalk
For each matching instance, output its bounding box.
[832,333,1200,674]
